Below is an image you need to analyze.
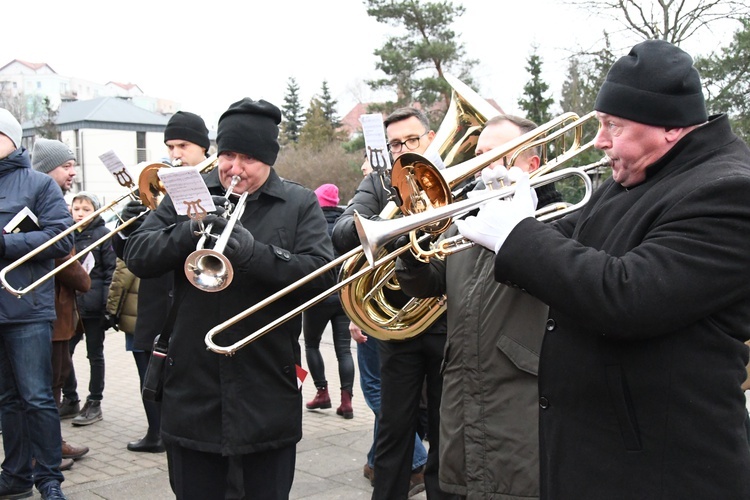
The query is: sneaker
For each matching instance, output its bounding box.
[71,400,102,426]
[57,398,80,420]
[363,463,375,487]
[408,467,425,498]
[38,481,67,500]
[61,440,89,459]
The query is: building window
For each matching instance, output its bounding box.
[136,132,147,163]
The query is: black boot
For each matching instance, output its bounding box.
[127,432,165,453]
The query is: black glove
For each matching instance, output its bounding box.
[121,200,148,222]
[103,313,119,331]
[223,223,255,271]
[210,196,228,218]
[394,232,431,269]
[119,200,148,236]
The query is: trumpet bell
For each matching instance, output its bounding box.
[184,249,235,292]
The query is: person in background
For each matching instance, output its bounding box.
[0,107,73,500]
[111,110,212,454]
[332,107,457,499]
[303,183,355,419]
[456,39,750,498]
[32,138,92,471]
[396,114,561,498]
[124,98,334,499]
[63,192,116,427]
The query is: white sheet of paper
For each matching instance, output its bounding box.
[81,252,95,275]
[157,166,216,216]
[98,150,137,189]
[359,113,392,172]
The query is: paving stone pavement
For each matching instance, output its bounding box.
[1,327,428,499]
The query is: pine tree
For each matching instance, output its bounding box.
[517,47,554,125]
[280,77,304,144]
[319,81,341,129]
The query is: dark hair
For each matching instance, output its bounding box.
[483,114,541,159]
[384,107,430,132]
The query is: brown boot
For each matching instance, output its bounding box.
[62,439,90,459]
[306,386,331,409]
[336,389,353,419]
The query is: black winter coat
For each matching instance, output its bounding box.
[495,115,750,499]
[124,169,334,454]
[74,216,116,318]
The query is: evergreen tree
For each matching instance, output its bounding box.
[695,17,750,143]
[299,98,337,151]
[517,47,554,125]
[319,81,341,129]
[280,77,304,144]
[35,97,59,139]
[365,0,477,115]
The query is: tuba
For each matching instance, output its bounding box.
[338,75,502,341]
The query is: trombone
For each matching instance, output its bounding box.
[202,107,604,354]
[203,162,601,356]
[0,154,217,297]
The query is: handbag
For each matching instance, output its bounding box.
[142,291,182,402]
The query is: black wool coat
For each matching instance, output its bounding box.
[125,169,334,455]
[495,115,750,499]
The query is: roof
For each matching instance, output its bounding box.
[0,59,55,73]
[21,97,169,134]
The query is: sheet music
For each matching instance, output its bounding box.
[157,167,216,216]
[98,150,137,189]
[359,113,392,173]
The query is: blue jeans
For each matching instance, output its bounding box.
[357,333,426,470]
[0,321,64,489]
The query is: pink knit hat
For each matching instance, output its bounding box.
[315,183,339,207]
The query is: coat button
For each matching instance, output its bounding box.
[546,319,556,331]
[539,397,549,409]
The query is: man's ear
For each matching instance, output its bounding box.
[527,155,541,173]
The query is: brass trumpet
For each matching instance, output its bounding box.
[0,154,217,297]
[184,176,248,293]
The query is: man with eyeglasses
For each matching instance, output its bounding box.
[332,107,457,499]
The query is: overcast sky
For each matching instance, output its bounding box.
[3,0,736,129]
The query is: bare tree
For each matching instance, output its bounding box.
[566,0,749,44]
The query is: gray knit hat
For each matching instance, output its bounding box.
[32,138,77,173]
[0,108,22,149]
[72,191,101,211]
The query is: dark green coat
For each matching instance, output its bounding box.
[397,222,547,499]
[496,115,750,499]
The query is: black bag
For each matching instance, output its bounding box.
[142,334,168,402]
[141,290,182,402]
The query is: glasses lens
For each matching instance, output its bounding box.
[405,137,420,151]
[389,142,402,153]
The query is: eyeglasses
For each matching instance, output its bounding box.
[387,132,428,153]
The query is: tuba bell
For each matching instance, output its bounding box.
[337,74,502,341]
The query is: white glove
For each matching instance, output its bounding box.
[455,173,537,253]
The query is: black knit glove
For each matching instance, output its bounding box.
[119,201,148,236]
[212,218,255,271]
[394,232,431,269]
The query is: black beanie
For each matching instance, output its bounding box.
[216,98,281,166]
[594,40,707,128]
[164,111,210,151]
